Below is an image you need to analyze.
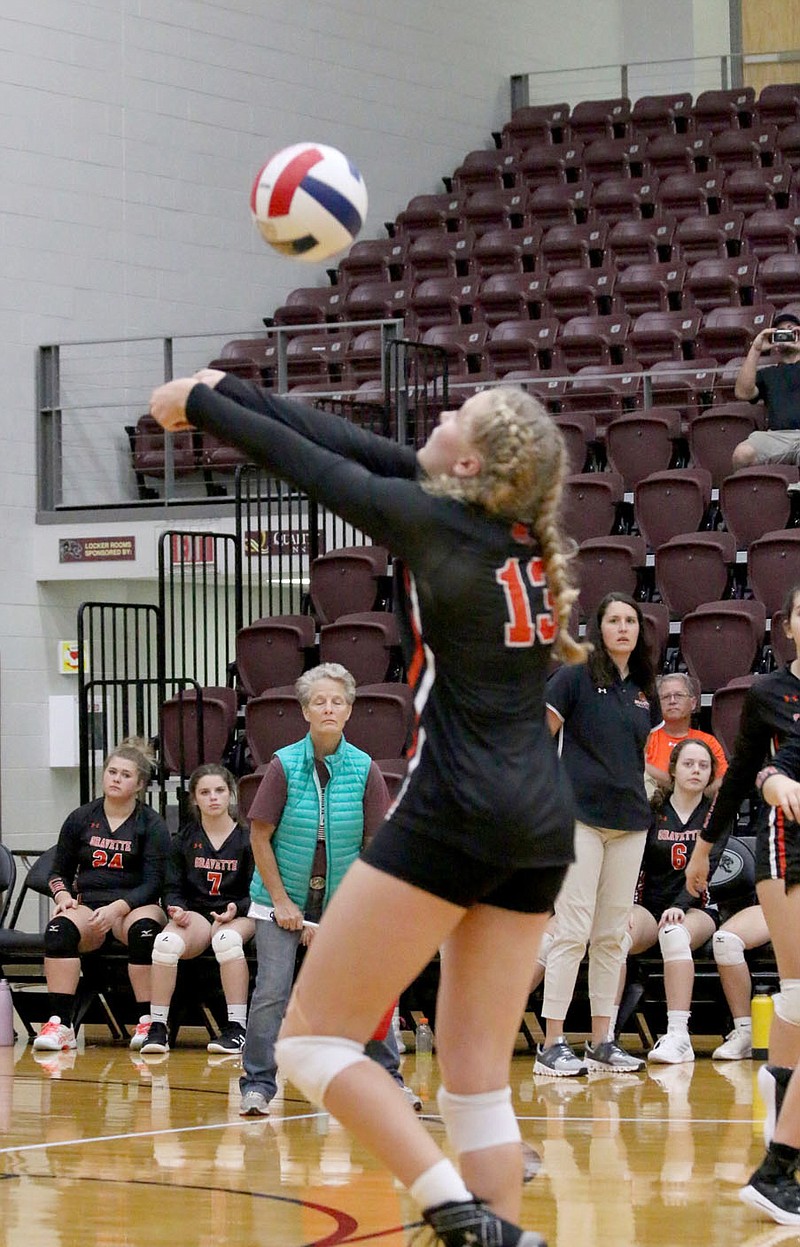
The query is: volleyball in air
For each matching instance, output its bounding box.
[250,143,368,262]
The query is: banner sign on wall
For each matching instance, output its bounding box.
[58,536,136,563]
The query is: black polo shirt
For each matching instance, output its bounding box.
[546,663,661,832]
[755,361,800,430]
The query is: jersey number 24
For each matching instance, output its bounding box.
[496,557,557,648]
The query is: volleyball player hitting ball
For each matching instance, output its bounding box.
[150,372,586,1247]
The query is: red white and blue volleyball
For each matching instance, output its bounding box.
[250,143,368,262]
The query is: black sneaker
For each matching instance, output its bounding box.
[740,1165,800,1225]
[423,1198,546,1247]
[207,1022,246,1055]
[140,1022,169,1054]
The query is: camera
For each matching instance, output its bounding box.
[772,327,798,344]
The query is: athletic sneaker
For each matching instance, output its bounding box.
[534,1038,586,1077]
[403,1083,423,1111]
[584,1039,644,1073]
[648,1032,695,1065]
[129,1017,152,1051]
[740,1165,800,1225]
[713,1027,753,1061]
[423,1198,546,1247]
[207,1022,246,1054]
[239,1090,270,1117]
[32,1016,77,1052]
[759,1065,794,1147]
[140,1022,169,1054]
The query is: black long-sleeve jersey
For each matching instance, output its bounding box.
[48,798,169,910]
[639,795,723,917]
[163,820,253,919]
[184,376,575,868]
[702,665,800,844]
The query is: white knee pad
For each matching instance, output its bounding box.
[774,980,800,1028]
[211,927,245,964]
[152,929,186,965]
[712,930,746,967]
[658,923,692,963]
[536,930,555,969]
[436,1085,520,1156]
[275,1035,368,1107]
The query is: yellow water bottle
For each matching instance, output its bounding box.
[751,983,774,1061]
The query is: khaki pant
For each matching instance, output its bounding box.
[542,820,647,1022]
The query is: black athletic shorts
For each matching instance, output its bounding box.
[362,822,568,913]
[757,807,800,887]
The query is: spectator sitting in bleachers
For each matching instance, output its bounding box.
[732,311,800,469]
[625,738,727,1065]
[645,672,728,798]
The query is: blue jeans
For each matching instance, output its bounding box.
[240,917,402,1101]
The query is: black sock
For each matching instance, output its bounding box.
[764,1142,800,1176]
[50,993,76,1025]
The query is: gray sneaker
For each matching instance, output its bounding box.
[239,1090,270,1117]
[584,1039,644,1073]
[534,1038,587,1077]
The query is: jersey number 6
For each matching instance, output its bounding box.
[496,557,557,648]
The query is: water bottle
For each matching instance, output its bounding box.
[751,983,774,1061]
[415,1016,434,1098]
[0,979,15,1047]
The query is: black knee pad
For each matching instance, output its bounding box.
[44,915,82,958]
[126,917,161,965]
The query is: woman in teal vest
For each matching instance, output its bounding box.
[238,662,393,1115]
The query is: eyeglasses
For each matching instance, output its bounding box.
[660,692,692,702]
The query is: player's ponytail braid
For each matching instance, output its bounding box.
[532,462,588,666]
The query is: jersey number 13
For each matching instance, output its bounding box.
[496,557,557,648]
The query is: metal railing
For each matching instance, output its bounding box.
[36,319,403,514]
[509,49,800,114]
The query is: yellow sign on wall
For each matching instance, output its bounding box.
[59,642,86,675]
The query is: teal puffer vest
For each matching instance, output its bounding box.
[250,732,371,910]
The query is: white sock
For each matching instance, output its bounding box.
[228,1004,247,1027]
[667,1010,690,1035]
[151,1005,169,1025]
[138,1012,151,1025]
[733,1016,752,1032]
[409,1158,472,1211]
[607,1007,619,1040]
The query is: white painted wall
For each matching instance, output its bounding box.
[0,1,731,846]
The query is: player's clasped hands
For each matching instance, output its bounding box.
[149,376,198,432]
[150,369,226,433]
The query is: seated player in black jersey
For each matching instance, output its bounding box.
[32,738,169,1055]
[618,738,724,1066]
[139,764,255,1057]
[150,374,586,1247]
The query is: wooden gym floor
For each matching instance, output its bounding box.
[0,1028,795,1247]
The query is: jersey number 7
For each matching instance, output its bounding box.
[496,557,557,648]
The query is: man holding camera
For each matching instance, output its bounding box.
[732,311,800,469]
